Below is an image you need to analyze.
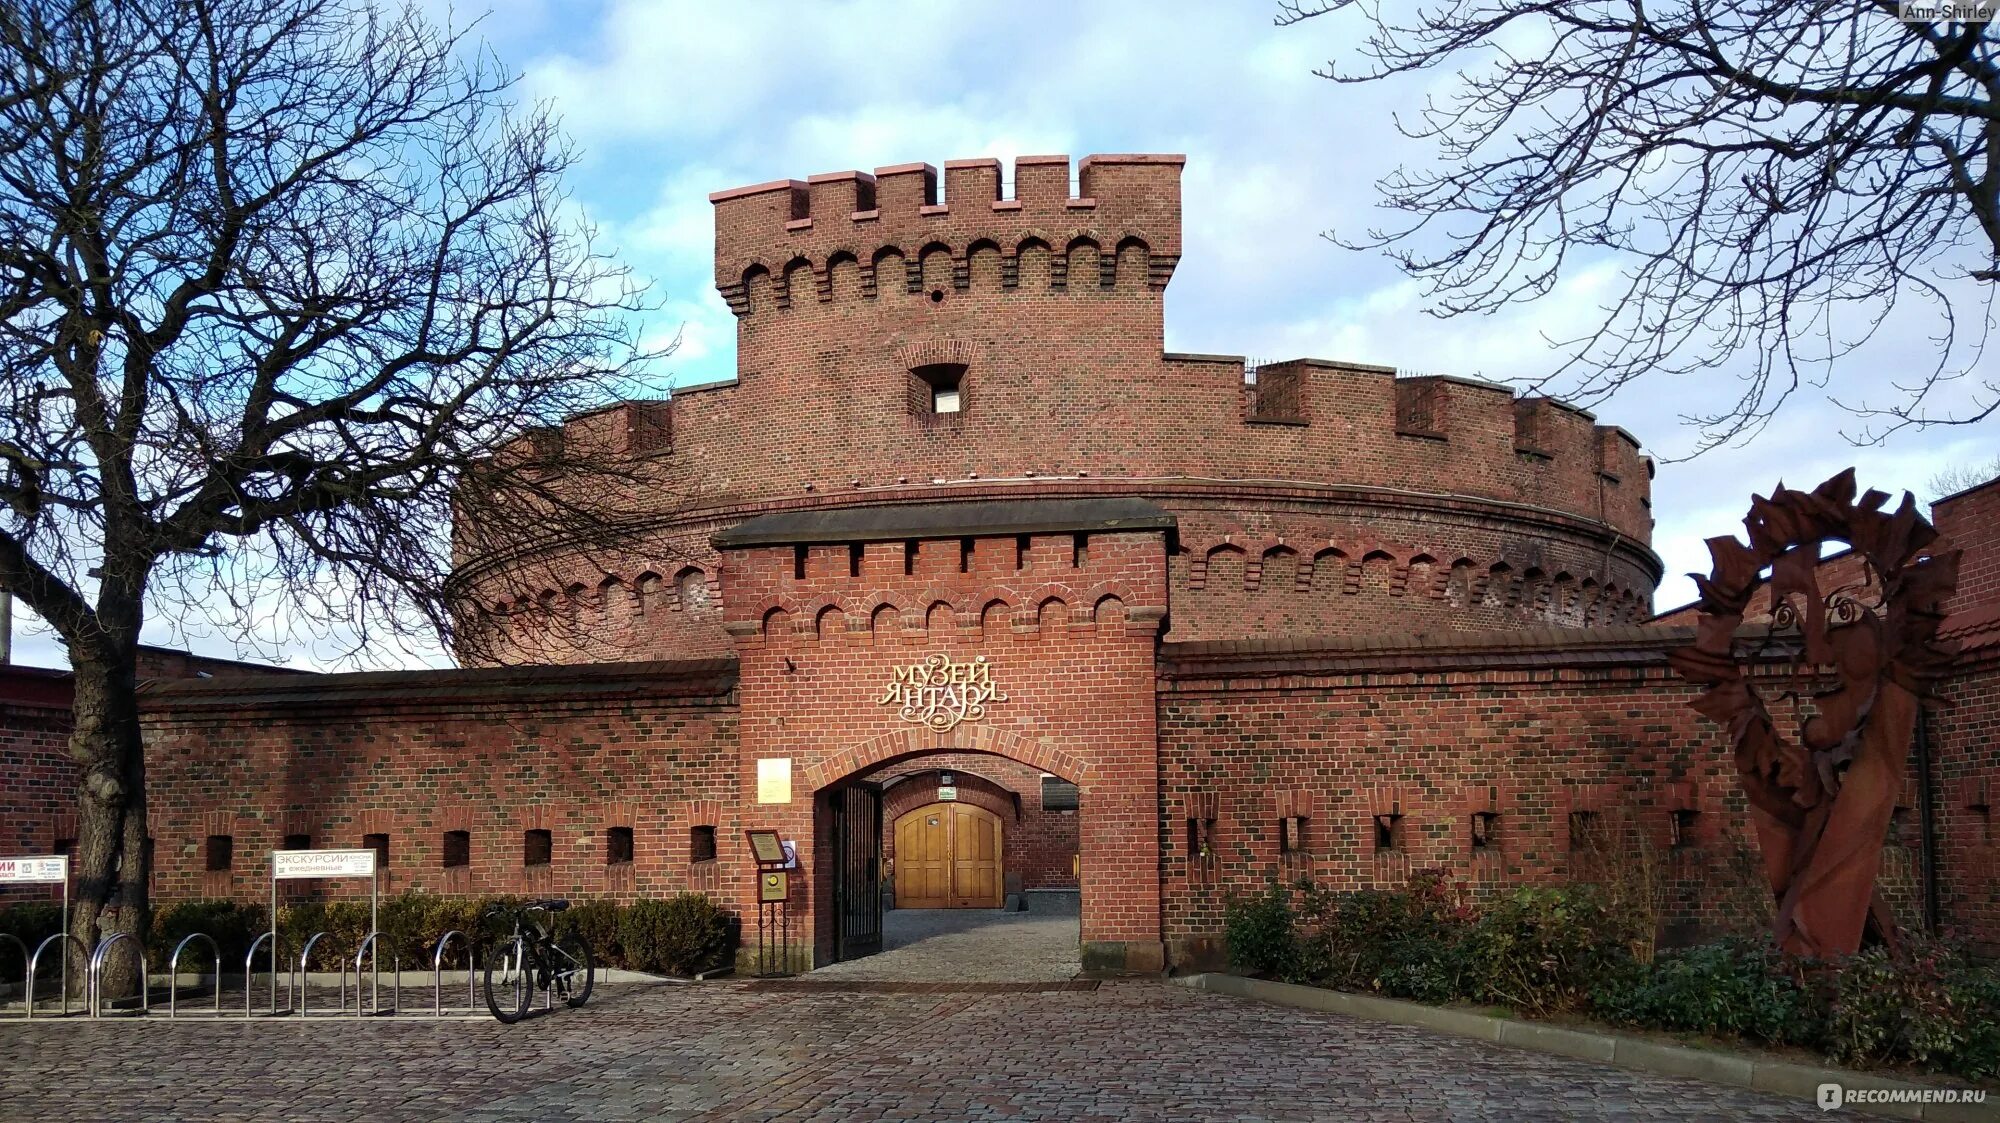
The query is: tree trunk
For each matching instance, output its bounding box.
[66,642,150,1004]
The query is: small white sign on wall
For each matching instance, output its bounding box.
[271,848,377,879]
[756,757,793,804]
[0,855,68,884]
[937,785,958,802]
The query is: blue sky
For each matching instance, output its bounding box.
[8,0,1996,670]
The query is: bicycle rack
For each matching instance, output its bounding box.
[86,932,150,1018]
[1,933,26,1017]
[347,932,400,1017]
[244,931,285,1017]
[166,932,223,1018]
[431,930,475,1016]
[26,933,86,1018]
[294,931,332,1017]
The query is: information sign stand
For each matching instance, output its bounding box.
[1,854,69,1009]
[269,849,378,1008]
[744,830,794,977]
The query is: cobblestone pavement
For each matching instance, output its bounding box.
[806,893,1081,982]
[0,979,1830,1121]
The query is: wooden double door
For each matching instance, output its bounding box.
[893,802,1003,909]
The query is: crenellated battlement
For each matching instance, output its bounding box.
[461,153,1662,668]
[710,154,1184,316]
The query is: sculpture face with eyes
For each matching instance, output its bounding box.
[1669,469,1960,959]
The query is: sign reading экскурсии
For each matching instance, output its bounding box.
[271,849,378,879]
[0,856,68,884]
[880,654,1007,732]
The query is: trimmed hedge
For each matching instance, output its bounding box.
[1227,872,2000,1082]
[0,892,739,979]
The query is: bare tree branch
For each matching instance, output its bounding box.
[1278,0,2000,454]
[0,0,671,975]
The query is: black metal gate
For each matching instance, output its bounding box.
[829,782,883,961]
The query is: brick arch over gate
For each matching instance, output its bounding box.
[805,725,1089,792]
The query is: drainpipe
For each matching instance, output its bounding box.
[0,586,11,664]
[1914,704,1941,935]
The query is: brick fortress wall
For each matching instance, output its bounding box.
[452,153,1661,668]
[1154,630,1933,966]
[137,662,739,904]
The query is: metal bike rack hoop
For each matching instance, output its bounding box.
[87,931,150,1018]
[26,933,87,1019]
[431,930,474,1017]
[244,931,283,1017]
[167,932,222,1019]
[1,934,26,1019]
[295,931,332,1018]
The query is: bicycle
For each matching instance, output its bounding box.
[480,899,595,1023]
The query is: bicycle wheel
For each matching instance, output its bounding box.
[552,931,594,1008]
[483,937,532,1024]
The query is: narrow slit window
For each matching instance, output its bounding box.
[1670,809,1698,851]
[442,830,470,869]
[606,826,634,865]
[524,829,553,867]
[690,825,718,863]
[910,362,966,416]
[205,834,234,872]
[364,833,390,868]
[1373,813,1401,853]
[1567,810,1600,852]
[282,833,311,851]
[1470,811,1499,851]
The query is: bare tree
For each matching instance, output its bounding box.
[0,0,666,969]
[1927,453,2000,505]
[1277,1,2000,453]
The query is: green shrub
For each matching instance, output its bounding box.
[151,900,266,970]
[0,902,64,979]
[618,893,734,976]
[1304,871,1476,1000]
[1590,938,1819,1044]
[1464,886,1637,1016]
[1223,882,1297,979]
[561,899,622,967]
[1824,942,2000,1078]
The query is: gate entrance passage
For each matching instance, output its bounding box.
[893,802,1001,909]
[826,782,883,963]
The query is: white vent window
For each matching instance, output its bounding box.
[932,385,961,413]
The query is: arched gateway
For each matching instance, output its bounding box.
[718,500,1171,973]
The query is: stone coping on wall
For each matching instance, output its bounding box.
[1159,624,1696,681]
[138,657,739,713]
[1175,974,1997,1122]
[713,496,1177,548]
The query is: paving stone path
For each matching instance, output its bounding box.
[0,979,1829,1121]
[806,894,1082,983]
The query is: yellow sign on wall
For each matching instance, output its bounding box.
[756,757,792,804]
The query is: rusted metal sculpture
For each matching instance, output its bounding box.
[1668,469,1959,959]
